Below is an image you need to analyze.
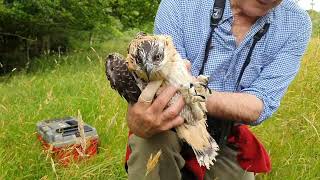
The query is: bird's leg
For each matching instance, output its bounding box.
[180,86,205,121]
[179,75,211,122]
[190,75,211,102]
[182,92,206,122]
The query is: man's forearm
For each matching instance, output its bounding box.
[206,91,263,123]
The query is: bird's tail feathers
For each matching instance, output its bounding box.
[193,136,219,169]
[176,121,219,169]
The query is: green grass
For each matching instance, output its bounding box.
[0,38,319,179]
[0,38,131,180]
[255,38,320,180]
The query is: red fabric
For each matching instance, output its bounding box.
[228,125,271,173]
[184,157,206,180]
[125,125,271,180]
[125,131,133,163]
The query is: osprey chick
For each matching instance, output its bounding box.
[106,33,219,169]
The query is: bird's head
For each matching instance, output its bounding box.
[126,33,171,81]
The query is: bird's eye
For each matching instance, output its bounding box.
[136,56,143,64]
[154,54,162,62]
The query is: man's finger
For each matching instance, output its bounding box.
[162,95,184,120]
[156,85,166,97]
[162,116,184,130]
[183,59,191,72]
[138,80,163,104]
[151,86,178,112]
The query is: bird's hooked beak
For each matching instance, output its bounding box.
[144,63,153,80]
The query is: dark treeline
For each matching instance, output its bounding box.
[0,1,319,74]
[0,0,159,74]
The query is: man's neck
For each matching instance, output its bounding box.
[230,0,259,45]
[230,0,259,23]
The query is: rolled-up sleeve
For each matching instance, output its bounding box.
[153,0,187,59]
[241,16,312,125]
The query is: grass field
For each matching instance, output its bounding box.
[0,37,319,180]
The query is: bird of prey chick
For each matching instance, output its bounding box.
[105,33,219,169]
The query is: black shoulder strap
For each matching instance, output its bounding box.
[199,0,226,75]
[235,23,270,90]
[219,23,270,146]
[199,0,270,147]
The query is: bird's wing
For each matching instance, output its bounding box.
[105,53,141,104]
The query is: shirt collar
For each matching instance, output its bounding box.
[221,0,233,23]
[257,4,278,26]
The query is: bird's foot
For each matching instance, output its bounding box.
[189,75,211,103]
[179,75,211,121]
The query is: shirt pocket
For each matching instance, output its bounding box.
[239,47,274,90]
[239,63,263,90]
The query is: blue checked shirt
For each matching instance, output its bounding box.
[154,0,312,125]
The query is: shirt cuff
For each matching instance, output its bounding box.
[240,88,269,126]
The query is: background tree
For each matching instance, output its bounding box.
[0,0,160,74]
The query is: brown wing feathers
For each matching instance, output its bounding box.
[105,53,141,104]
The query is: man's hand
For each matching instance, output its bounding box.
[127,82,185,138]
